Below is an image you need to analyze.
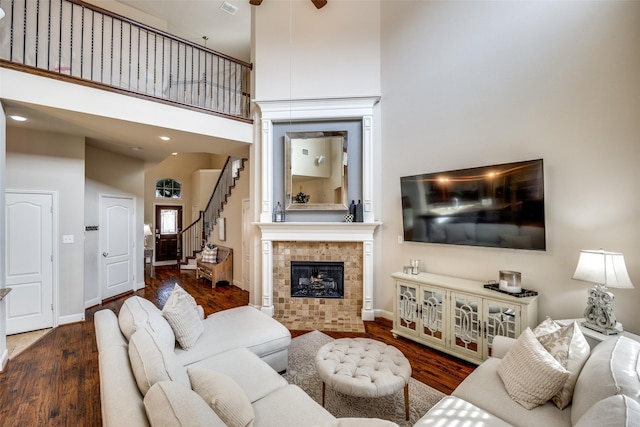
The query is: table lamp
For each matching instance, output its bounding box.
[572,249,634,335]
[144,224,153,248]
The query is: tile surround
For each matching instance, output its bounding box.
[273,241,365,332]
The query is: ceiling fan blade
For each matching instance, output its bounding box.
[249,0,263,5]
[310,0,327,9]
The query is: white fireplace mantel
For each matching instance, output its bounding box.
[256,222,381,321]
[254,96,381,322]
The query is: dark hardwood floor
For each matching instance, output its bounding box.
[0,265,475,426]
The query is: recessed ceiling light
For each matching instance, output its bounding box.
[130,146,142,151]
[159,136,171,141]
[172,152,178,156]
[220,1,238,15]
[9,115,27,122]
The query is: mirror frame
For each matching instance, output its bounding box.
[284,131,348,211]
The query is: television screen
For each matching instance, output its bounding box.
[400,159,546,250]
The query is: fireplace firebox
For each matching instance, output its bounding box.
[290,261,344,299]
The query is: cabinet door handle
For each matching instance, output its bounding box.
[102,252,109,257]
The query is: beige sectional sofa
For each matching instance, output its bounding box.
[415,326,640,427]
[95,292,397,427]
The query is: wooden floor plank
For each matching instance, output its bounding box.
[0,265,475,426]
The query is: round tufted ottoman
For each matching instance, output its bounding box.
[315,337,412,420]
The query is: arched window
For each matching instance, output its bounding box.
[156,178,182,199]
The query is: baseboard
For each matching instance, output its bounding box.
[84,297,100,309]
[373,308,393,321]
[59,312,85,325]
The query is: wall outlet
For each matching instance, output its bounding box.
[63,234,74,244]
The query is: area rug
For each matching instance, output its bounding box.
[282,331,445,426]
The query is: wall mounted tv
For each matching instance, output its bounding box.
[400,159,546,250]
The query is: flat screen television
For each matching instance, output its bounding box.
[400,159,546,250]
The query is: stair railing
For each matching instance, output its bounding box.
[0,0,252,121]
[178,156,245,266]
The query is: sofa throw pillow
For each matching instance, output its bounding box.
[128,328,190,396]
[201,247,218,264]
[535,321,590,409]
[497,328,570,409]
[188,367,255,427]
[162,284,204,349]
[144,381,226,427]
[533,316,561,336]
[118,296,175,346]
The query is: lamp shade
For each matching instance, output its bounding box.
[0,7,5,20]
[572,250,634,289]
[144,224,153,236]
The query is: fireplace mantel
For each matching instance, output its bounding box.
[257,222,381,242]
[256,221,381,321]
[254,96,381,323]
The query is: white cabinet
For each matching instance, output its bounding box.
[392,272,538,365]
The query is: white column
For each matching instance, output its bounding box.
[362,240,375,321]
[260,119,273,223]
[260,239,274,316]
[362,115,375,223]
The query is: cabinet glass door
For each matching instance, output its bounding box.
[420,286,446,345]
[484,300,519,358]
[450,292,482,359]
[397,281,419,335]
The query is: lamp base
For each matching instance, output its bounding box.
[581,320,622,336]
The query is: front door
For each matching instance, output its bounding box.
[100,196,135,300]
[5,192,54,334]
[155,205,182,262]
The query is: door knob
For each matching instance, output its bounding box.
[102,252,108,257]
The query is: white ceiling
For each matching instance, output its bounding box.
[3,0,252,163]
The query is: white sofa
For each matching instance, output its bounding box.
[415,330,640,427]
[95,294,398,427]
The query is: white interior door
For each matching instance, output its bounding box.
[5,192,54,334]
[100,196,135,300]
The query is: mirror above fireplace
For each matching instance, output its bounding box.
[284,131,348,211]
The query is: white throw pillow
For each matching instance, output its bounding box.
[188,367,255,427]
[532,316,561,336]
[162,284,204,349]
[497,328,570,409]
[535,321,590,409]
[144,381,226,427]
[118,296,174,346]
[128,328,190,396]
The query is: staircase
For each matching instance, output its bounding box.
[178,157,246,268]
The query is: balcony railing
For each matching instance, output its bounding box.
[0,0,252,121]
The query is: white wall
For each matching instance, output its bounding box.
[85,145,145,306]
[253,0,381,100]
[6,128,86,323]
[380,1,640,332]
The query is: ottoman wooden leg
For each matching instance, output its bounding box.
[404,383,409,420]
[322,382,326,407]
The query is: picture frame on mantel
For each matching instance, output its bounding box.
[218,217,226,241]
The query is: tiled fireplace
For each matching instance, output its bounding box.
[257,222,380,332]
[274,241,362,332]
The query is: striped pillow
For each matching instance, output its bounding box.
[497,328,569,409]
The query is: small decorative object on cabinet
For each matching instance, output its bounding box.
[391,271,539,365]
